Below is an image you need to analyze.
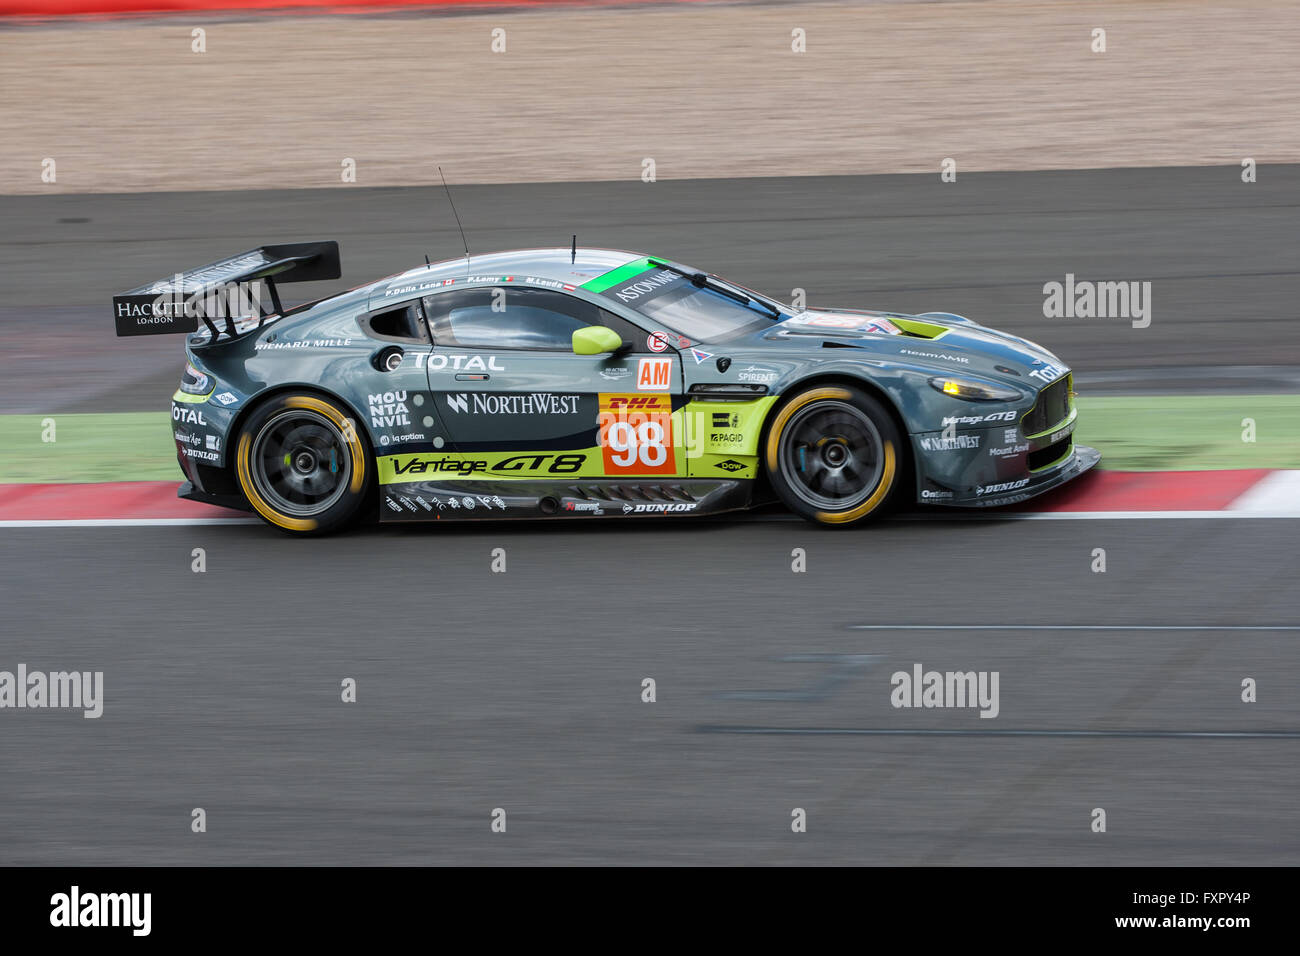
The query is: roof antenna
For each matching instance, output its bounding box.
[571,234,577,264]
[424,254,431,268]
[438,166,470,271]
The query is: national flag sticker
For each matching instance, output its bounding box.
[690,348,713,364]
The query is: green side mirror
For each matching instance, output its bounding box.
[572,325,623,355]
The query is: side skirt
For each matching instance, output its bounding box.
[378,478,754,521]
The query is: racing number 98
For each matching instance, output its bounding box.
[599,397,676,476]
[606,420,668,468]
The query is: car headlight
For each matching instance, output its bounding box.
[928,376,1022,402]
[179,362,213,395]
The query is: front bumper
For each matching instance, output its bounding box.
[913,372,1100,507]
[954,443,1100,508]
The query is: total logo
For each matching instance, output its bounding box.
[1028,361,1067,384]
[416,353,507,372]
[172,404,206,426]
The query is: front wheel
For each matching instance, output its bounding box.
[764,385,903,527]
[235,392,371,534]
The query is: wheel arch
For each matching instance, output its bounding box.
[225,383,374,496]
[762,373,910,457]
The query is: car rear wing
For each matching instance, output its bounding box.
[112,240,341,340]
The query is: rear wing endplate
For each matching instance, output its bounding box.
[112,240,341,339]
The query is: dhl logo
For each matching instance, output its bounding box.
[603,394,668,411]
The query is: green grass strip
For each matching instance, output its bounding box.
[1073,394,1300,471]
[0,412,180,483]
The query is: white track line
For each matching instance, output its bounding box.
[697,726,1300,739]
[897,510,1300,520]
[849,624,1299,631]
[3,510,1299,528]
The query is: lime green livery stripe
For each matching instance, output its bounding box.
[581,256,656,293]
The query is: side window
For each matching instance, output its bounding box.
[423,287,659,353]
[358,299,428,344]
[425,287,598,351]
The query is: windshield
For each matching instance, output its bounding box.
[591,262,783,343]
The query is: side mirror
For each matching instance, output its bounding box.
[572,326,624,355]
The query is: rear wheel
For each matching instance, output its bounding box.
[764,385,902,527]
[235,392,371,534]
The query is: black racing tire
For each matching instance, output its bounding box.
[234,392,372,535]
[763,384,904,527]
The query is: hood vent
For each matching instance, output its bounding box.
[890,317,950,340]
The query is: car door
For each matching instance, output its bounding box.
[422,284,686,479]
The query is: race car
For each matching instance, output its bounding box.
[113,241,1099,533]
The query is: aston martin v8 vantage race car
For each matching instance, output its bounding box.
[113,241,1099,533]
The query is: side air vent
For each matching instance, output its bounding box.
[572,483,701,503]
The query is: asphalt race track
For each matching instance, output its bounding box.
[2,519,1298,865]
[1,167,1298,865]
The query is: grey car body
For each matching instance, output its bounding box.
[124,243,1099,526]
